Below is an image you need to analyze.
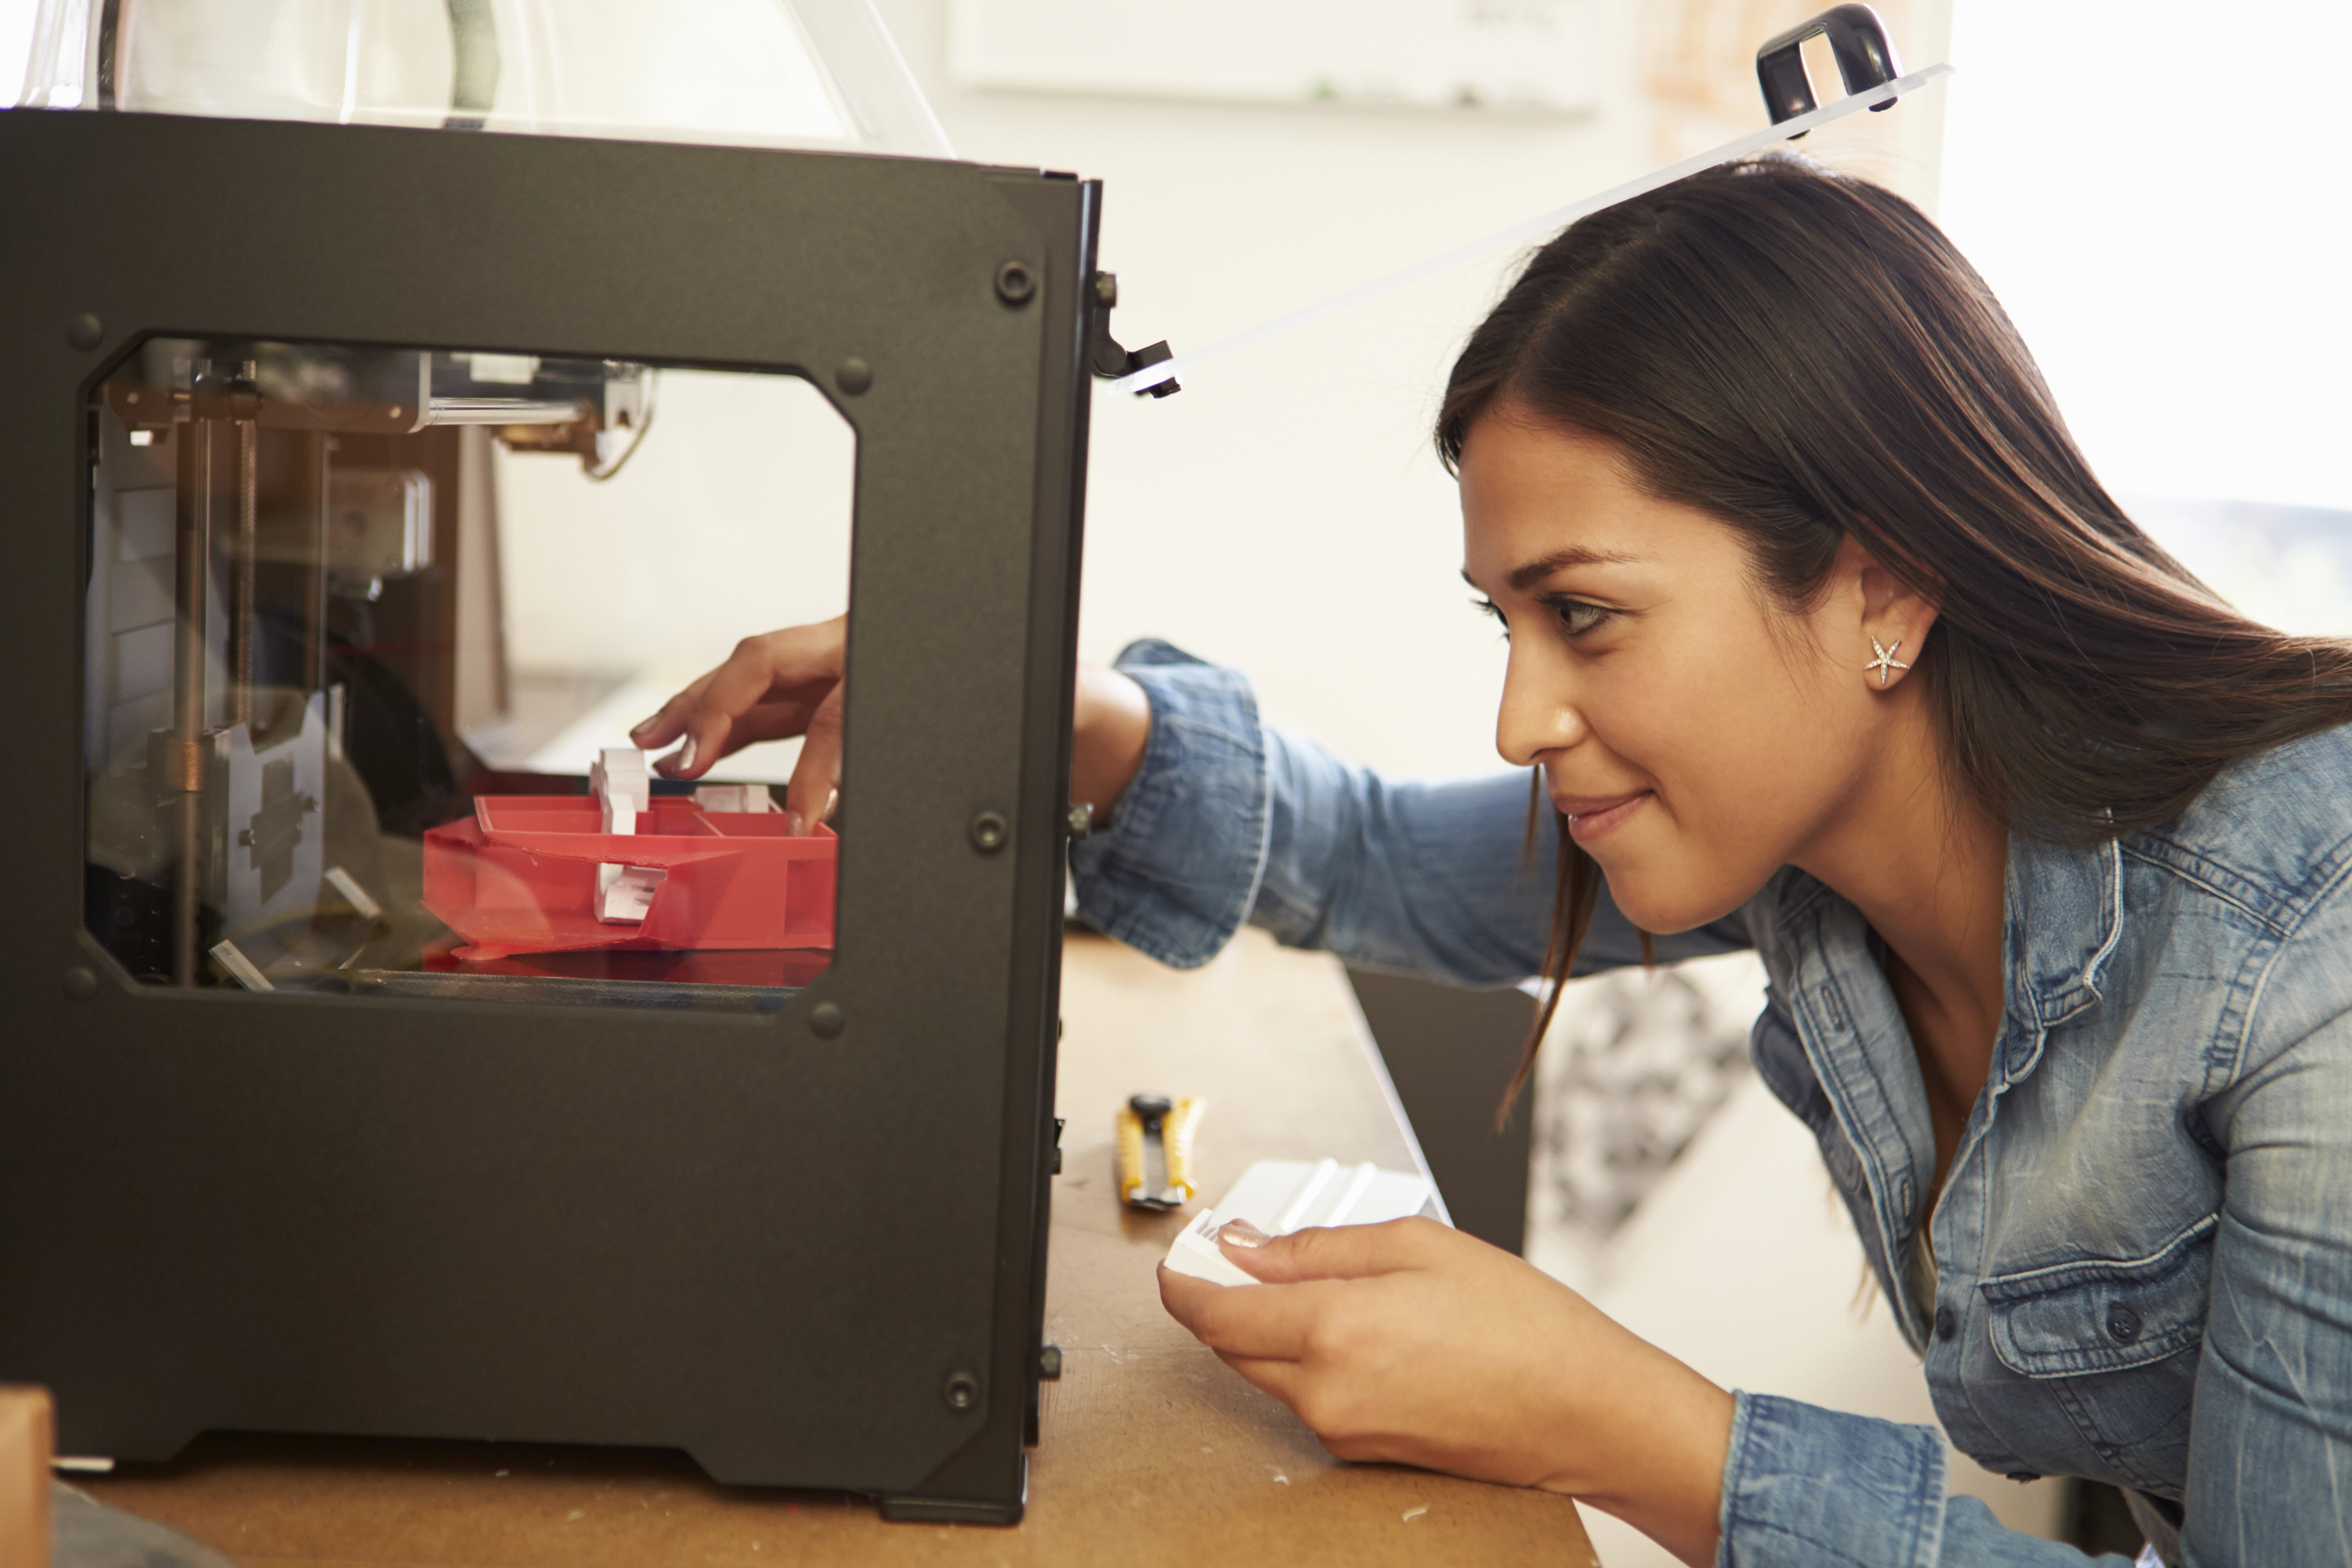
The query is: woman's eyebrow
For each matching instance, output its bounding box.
[1462,547,1644,593]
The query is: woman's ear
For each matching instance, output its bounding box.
[1832,535,1941,691]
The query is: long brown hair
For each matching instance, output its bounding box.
[1444,155,2352,1112]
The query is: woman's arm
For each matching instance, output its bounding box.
[1077,639,1753,984]
[632,627,1749,984]
[1160,1219,1736,1563]
[1161,1223,2145,1567]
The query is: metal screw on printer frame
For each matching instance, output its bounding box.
[943,1371,981,1411]
[994,261,1036,305]
[970,811,1009,852]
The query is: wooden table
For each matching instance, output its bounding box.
[81,929,1599,1566]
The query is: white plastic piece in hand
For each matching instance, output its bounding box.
[1164,1208,1261,1288]
[1162,1158,1435,1287]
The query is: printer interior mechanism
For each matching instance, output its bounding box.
[84,341,839,1010]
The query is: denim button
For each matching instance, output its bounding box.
[1935,1304,1957,1341]
[2107,1304,2143,1344]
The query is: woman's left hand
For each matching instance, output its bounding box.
[1157,1216,1734,1567]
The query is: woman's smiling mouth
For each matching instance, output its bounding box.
[1554,789,1651,844]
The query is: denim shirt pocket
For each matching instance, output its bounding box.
[1978,1212,2217,1497]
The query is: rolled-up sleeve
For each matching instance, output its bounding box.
[1070,640,1749,983]
[1067,641,1274,969]
[1718,1395,2136,1567]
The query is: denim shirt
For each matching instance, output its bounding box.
[1071,641,2352,1568]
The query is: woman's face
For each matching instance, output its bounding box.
[1459,409,1905,934]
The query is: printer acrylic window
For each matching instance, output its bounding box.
[84,339,851,1008]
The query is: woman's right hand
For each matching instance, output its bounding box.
[629,618,849,836]
[629,617,1155,837]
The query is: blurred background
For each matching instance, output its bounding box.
[10,0,2347,1558]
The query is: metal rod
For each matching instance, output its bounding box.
[229,412,258,729]
[170,388,217,988]
[420,396,584,426]
[304,431,330,694]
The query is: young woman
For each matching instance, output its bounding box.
[633,157,2352,1566]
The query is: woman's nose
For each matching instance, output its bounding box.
[1495,645,1586,766]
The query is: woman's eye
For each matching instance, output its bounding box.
[1550,598,1613,637]
[1471,597,1511,639]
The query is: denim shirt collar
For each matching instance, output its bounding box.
[2001,833,2127,1081]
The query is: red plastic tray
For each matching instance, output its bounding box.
[422,795,836,962]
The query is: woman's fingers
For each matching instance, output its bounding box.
[629,669,718,754]
[1156,1266,1357,1362]
[783,684,845,835]
[1220,1216,1456,1285]
[1211,1350,1309,1405]
[634,619,847,782]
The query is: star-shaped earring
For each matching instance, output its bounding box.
[1864,635,1911,688]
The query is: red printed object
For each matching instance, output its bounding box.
[423,796,837,962]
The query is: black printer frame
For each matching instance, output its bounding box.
[0,110,1091,1524]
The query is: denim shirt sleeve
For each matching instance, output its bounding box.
[2181,949,2352,1564]
[1718,1395,2139,1567]
[1070,640,1751,984]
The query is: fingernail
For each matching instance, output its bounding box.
[1218,1218,1271,1249]
[679,735,697,773]
[783,811,805,838]
[628,715,659,741]
[821,788,839,824]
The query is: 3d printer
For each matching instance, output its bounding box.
[0,0,1161,1523]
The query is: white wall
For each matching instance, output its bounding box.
[0,0,41,100]
[873,0,1633,778]
[497,370,854,680]
[871,0,1948,779]
[1936,0,2352,516]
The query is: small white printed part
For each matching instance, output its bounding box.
[323,864,383,923]
[592,747,656,918]
[592,746,650,834]
[693,783,779,813]
[1161,1159,1436,1286]
[208,939,275,992]
[596,864,665,924]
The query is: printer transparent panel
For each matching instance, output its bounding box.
[84,338,850,1010]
